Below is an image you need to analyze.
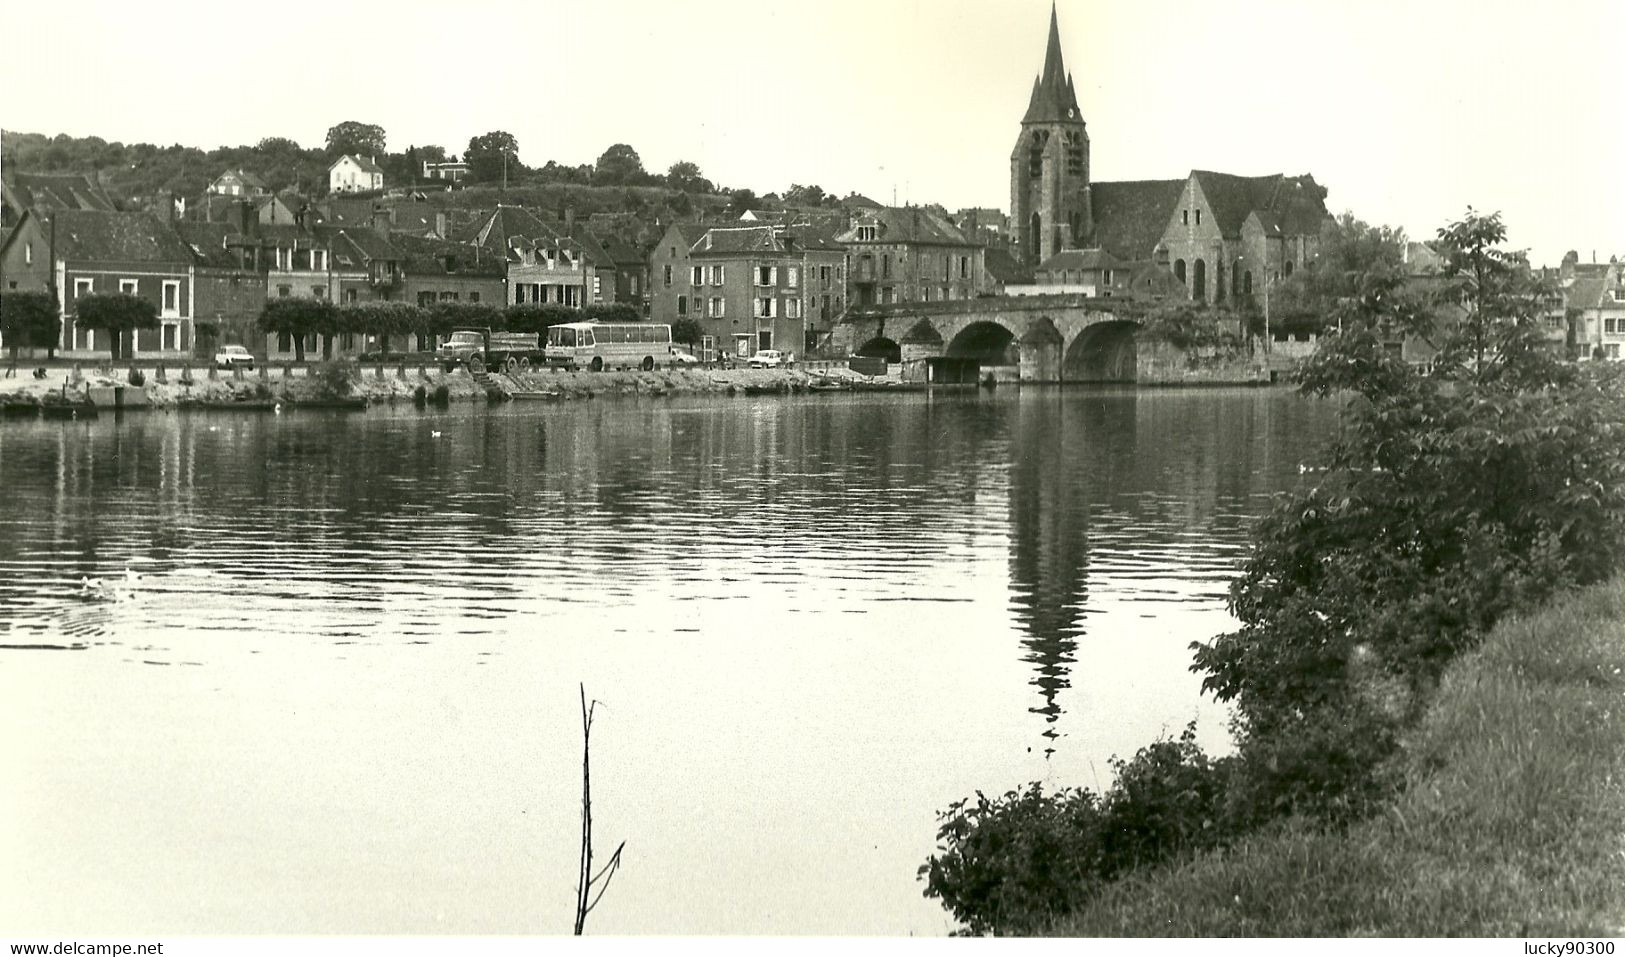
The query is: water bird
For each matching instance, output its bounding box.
[431,430,443,438]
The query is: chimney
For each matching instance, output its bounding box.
[371,204,392,238]
[434,211,447,239]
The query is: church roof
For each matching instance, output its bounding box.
[1023,4,1083,124]
[1087,178,1186,260]
[1194,171,1330,239]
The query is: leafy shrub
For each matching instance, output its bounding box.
[311,360,357,398]
[412,383,427,405]
[127,366,145,387]
[430,384,450,405]
[920,725,1225,936]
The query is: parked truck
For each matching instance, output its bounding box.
[437,327,545,373]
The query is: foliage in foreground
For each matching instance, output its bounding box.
[919,727,1224,936]
[920,210,1625,934]
[1046,579,1625,936]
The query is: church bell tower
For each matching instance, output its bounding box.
[1011,3,1091,266]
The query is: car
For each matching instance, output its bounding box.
[667,348,701,366]
[747,349,786,369]
[214,345,255,370]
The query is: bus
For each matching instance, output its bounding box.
[545,322,674,371]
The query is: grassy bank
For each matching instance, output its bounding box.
[1044,578,1625,937]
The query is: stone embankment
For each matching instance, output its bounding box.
[0,362,878,413]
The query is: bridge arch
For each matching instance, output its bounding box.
[1065,320,1139,382]
[946,320,1019,367]
[855,336,901,363]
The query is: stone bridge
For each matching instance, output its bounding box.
[831,294,1153,382]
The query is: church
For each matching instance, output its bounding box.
[1010,4,1333,304]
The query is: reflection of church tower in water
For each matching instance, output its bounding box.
[1005,395,1136,757]
[1011,3,1091,266]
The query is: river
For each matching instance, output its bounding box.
[0,386,1339,935]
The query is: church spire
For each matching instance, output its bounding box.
[1023,2,1083,124]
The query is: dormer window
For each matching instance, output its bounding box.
[857,226,878,242]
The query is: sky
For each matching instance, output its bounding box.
[3,0,1622,265]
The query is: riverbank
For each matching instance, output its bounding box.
[0,363,883,410]
[1041,577,1625,937]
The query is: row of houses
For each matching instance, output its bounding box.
[0,172,651,361]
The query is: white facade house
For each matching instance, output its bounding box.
[328,155,385,194]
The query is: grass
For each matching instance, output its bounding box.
[1042,579,1625,936]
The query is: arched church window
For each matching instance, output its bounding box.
[1284,260,1295,278]
[1244,270,1253,295]
[1193,259,1207,300]
[1174,259,1186,284]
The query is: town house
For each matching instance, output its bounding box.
[837,206,984,307]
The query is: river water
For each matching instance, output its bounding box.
[0,386,1338,935]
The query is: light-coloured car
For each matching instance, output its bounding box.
[748,349,785,369]
[214,345,255,370]
[667,348,701,366]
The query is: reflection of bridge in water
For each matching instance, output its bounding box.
[833,294,1152,383]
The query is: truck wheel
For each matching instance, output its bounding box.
[505,356,520,374]
[641,355,655,372]
[590,357,603,373]
[468,355,486,375]
[518,357,531,372]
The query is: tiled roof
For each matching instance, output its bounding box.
[1086,179,1184,259]
[1037,247,1117,272]
[459,205,560,252]
[322,227,401,264]
[331,154,386,175]
[5,172,117,213]
[601,238,645,266]
[836,206,975,246]
[50,209,193,263]
[392,234,505,277]
[1193,171,1329,239]
[1566,277,1607,310]
[692,226,781,254]
[983,246,1034,284]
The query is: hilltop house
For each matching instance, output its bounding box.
[328,155,385,194]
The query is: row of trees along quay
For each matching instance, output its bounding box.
[918,209,1625,936]
[255,299,665,362]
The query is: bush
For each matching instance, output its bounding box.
[311,360,357,397]
[430,384,450,405]
[920,725,1226,936]
[127,366,145,387]
[412,383,427,405]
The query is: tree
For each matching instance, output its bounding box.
[594,144,645,186]
[325,121,386,158]
[0,290,60,367]
[76,293,158,361]
[666,160,710,193]
[1268,212,1407,335]
[670,317,703,349]
[1192,209,1625,823]
[727,188,757,217]
[784,184,827,207]
[256,136,303,153]
[466,131,520,184]
[258,298,337,363]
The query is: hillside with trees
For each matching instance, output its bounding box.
[1,125,852,233]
